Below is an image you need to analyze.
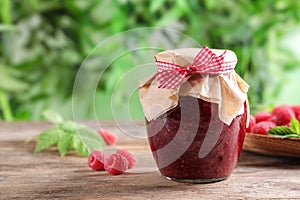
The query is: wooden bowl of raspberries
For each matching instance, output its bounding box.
[243,105,300,158]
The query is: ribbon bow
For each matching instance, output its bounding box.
[155,46,237,89]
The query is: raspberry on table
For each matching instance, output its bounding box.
[116,148,136,169]
[252,121,276,135]
[98,129,117,145]
[255,111,272,123]
[104,153,129,175]
[88,150,106,171]
[271,106,295,126]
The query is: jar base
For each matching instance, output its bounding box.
[165,176,228,184]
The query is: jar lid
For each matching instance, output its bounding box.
[139,47,249,125]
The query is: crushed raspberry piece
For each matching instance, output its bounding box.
[116,149,136,169]
[88,150,106,171]
[104,153,129,175]
[255,111,272,123]
[98,129,117,145]
[271,106,295,126]
[252,121,276,135]
[291,105,300,117]
[246,115,256,132]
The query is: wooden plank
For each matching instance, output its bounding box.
[0,122,300,199]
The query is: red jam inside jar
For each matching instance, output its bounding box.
[146,95,247,183]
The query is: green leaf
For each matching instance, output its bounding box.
[150,0,165,13]
[57,131,73,156]
[60,121,77,133]
[0,0,12,24]
[290,118,300,135]
[0,24,15,32]
[75,126,106,156]
[34,125,63,153]
[0,66,29,92]
[70,134,89,156]
[42,109,64,124]
[267,126,294,136]
[267,122,300,139]
[0,90,13,121]
[34,119,106,156]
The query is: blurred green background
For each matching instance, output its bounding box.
[1,0,300,121]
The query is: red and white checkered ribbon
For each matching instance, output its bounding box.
[155,46,237,89]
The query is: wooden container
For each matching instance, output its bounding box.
[243,133,300,158]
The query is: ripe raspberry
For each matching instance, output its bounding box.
[272,105,289,115]
[255,111,272,123]
[252,121,276,135]
[116,149,136,169]
[98,129,117,145]
[246,115,256,132]
[291,105,300,116]
[104,153,129,175]
[88,150,106,171]
[271,106,295,126]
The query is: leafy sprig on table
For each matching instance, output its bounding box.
[267,118,300,139]
[34,110,106,157]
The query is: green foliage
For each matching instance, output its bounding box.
[1,0,300,120]
[34,111,106,157]
[267,118,300,139]
[34,121,106,157]
[34,124,62,153]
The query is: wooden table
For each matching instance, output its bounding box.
[0,121,300,200]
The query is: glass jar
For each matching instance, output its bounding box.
[139,47,249,183]
[146,95,247,183]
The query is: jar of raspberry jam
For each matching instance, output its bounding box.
[139,47,249,183]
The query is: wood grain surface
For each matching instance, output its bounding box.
[0,121,300,200]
